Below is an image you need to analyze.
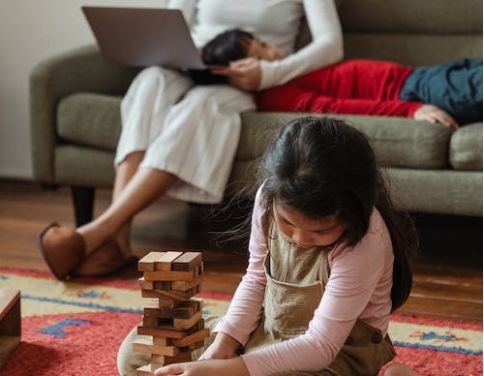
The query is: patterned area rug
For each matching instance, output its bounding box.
[0,268,481,376]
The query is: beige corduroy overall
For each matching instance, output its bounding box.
[240,224,396,376]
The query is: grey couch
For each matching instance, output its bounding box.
[30,0,483,227]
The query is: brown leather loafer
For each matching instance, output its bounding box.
[72,241,138,278]
[37,222,86,281]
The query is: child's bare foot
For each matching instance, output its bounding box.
[384,363,423,376]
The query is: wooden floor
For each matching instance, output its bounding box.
[0,179,482,321]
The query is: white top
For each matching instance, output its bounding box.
[167,0,343,89]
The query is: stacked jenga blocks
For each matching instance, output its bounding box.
[134,251,209,376]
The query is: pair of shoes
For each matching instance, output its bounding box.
[38,223,138,280]
[37,222,86,281]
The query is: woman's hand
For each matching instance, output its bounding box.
[154,358,249,376]
[198,332,240,360]
[413,104,459,129]
[211,58,262,91]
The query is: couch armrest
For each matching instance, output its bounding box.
[29,44,140,183]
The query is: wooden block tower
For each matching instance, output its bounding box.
[134,251,209,376]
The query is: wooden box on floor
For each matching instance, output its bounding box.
[0,289,21,371]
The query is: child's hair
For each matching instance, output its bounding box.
[202,29,254,66]
[258,116,417,312]
[189,29,254,85]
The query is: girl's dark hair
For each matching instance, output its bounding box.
[202,29,254,66]
[189,29,254,85]
[258,116,417,312]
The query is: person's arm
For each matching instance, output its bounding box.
[413,104,460,129]
[258,84,423,118]
[211,187,268,346]
[259,0,344,90]
[240,229,391,376]
[211,0,343,92]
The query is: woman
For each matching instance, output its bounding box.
[38,0,344,280]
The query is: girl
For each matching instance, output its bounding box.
[131,116,422,375]
[37,0,344,280]
[204,29,482,128]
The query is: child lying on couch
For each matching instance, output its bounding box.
[203,29,482,129]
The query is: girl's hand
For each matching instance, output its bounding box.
[154,358,249,376]
[211,58,262,91]
[198,332,241,360]
[413,104,460,129]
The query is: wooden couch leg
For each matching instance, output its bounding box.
[71,186,95,227]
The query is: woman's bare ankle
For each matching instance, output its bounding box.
[77,218,116,255]
[115,236,132,257]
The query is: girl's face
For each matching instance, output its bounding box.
[247,38,284,62]
[273,201,346,248]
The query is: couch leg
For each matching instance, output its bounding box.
[40,183,60,191]
[71,186,95,227]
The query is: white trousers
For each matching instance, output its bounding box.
[116,67,256,204]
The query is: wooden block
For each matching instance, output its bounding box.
[0,289,21,371]
[184,319,205,335]
[151,287,199,302]
[173,310,203,330]
[0,289,20,331]
[152,336,170,346]
[152,289,189,302]
[133,338,180,357]
[172,328,209,347]
[138,277,153,290]
[192,318,205,332]
[171,276,202,292]
[0,337,21,371]
[144,269,197,281]
[138,252,166,272]
[137,325,186,339]
[197,262,204,275]
[144,300,198,319]
[189,298,203,312]
[153,281,172,290]
[140,315,203,334]
[151,352,192,366]
[136,364,154,376]
[141,290,180,308]
[186,340,205,351]
[172,252,202,271]
[142,316,159,328]
[155,251,183,271]
[150,363,164,372]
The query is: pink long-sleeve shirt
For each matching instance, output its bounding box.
[213,188,394,376]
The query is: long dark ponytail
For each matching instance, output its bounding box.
[258,116,417,311]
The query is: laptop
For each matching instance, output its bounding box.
[82,6,214,70]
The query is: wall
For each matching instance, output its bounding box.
[0,0,167,180]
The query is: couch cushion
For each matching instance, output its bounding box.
[295,0,482,66]
[55,145,115,187]
[57,93,122,151]
[343,34,482,68]
[238,112,453,169]
[59,94,453,169]
[449,123,483,170]
[338,0,482,34]
[385,168,482,216]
